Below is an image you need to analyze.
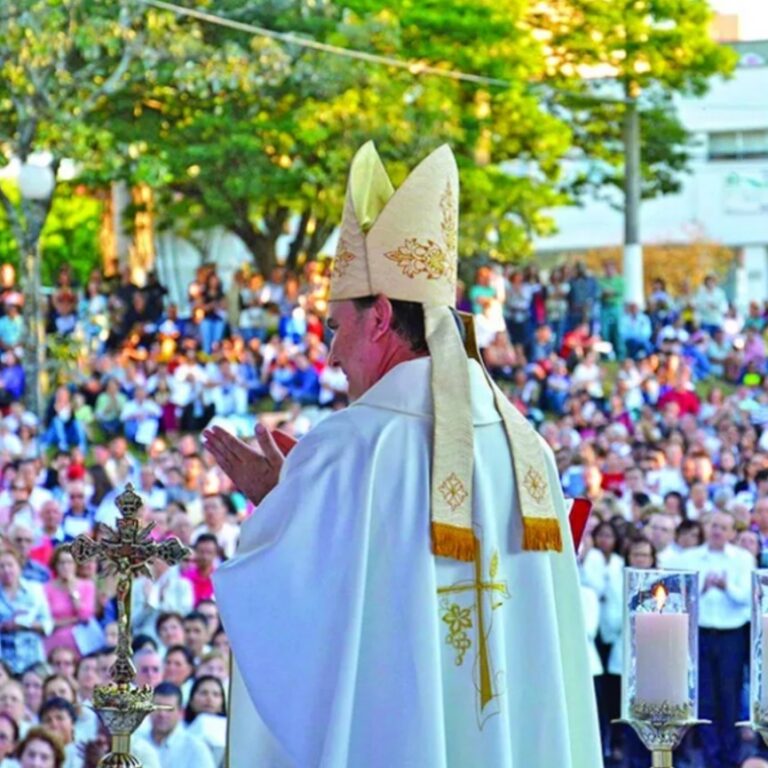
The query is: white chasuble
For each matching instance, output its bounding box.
[214,358,601,768]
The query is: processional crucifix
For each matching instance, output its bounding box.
[63,484,190,767]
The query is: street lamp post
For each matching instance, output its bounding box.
[18,162,55,420]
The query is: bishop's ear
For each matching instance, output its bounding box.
[369,294,395,341]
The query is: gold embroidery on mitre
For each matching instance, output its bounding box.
[439,473,469,511]
[384,238,450,280]
[522,465,547,503]
[383,180,457,282]
[440,181,457,256]
[331,245,356,278]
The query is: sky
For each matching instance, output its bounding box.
[710,0,768,40]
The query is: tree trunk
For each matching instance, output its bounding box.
[285,209,311,272]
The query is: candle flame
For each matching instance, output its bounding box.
[653,583,668,612]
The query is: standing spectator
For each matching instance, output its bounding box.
[0,549,52,673]
[43,548,96,657]
[672,511,752,768]
[544,266,570,347]
[200,273,226,355]
[503,270,531,353]
[598,260,625,360]
[148,682,214,768]
[568,263,599,332]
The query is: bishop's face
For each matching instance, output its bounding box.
[327,299,379,401]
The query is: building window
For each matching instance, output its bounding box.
[708,129,768,160]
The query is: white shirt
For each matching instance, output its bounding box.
[580,549,624,646]
[193,522,239,560]
[670,543,753,629]
[149,723,215,768]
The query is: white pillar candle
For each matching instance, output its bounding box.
[635,612,689,707]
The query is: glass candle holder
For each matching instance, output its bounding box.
[749,570,768,725]
[622,568,699,724]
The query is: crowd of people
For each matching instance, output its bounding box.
[0,255,767,767]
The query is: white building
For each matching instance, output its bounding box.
[534,41,768,309]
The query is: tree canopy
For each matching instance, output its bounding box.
[0,0,739,277]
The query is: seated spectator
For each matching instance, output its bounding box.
[183,676,227,765]
[0,548,52,674]
[619,302,653,360]
[43,547,97,658]
[14,727,65,768]
[162,645,196,701]
[192,496,238,560]
[8,524,49,583]
[183,612,210,665]
[135,648,163,690]
[42,388,87,453]
[39,698,78,767]
[148,682,214,768]
[94,379,126,438]
[0,679,30,737]
[120,387,162,448]
[132,558,193,642]
[0,711,19,764]
[156,613,186,653]
[61,482,95,541]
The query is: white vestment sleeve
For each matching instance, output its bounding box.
[214,417,372,767]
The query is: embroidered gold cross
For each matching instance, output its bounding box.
[437,548,509,712]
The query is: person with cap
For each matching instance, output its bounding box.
[204,143,600,767]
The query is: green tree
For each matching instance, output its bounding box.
[529,0,737,201]
[0,0,285,413]
[104,0,573,274]
[0,181,103,285]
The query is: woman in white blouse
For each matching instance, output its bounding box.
[581,520,624,763]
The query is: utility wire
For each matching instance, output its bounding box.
[139,0,631,104]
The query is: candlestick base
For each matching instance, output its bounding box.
[613,715,709,768]
[736,720,768,750]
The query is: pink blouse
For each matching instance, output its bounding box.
[43,578,96,656]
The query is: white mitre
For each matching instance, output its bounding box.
[329,142,561,560]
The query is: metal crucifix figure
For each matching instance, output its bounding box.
[63,483,189,685]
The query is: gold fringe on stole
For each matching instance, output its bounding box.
[432,522,477,562]
[522,517,563,552]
